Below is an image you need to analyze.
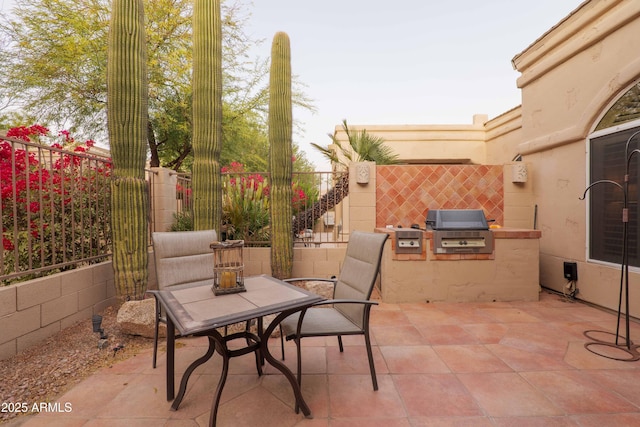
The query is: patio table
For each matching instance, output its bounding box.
[149,274,324,427]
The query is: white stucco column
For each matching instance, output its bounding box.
[348,161,377,234]
[149,167,178,232]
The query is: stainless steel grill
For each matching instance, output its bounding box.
[426,209,494,254]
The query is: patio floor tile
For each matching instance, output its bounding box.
[393,373,483,417]
[520,370,640,414]
[328,374,405,419]
[432,344,512,373]
[457,372,563,417]
[380,345,450,374]
[10,290,640,426]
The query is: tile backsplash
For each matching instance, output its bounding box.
[376,165,504,228]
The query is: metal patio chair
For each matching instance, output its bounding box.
[150,229,266,371]
[280,230,388,393]
[151,229,219,368]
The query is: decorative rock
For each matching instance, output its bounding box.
[117,298,164,339]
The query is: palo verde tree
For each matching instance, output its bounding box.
[191,0,223,231]
[0,0,317,171]
[268,32,293,279]
[106,0,149,301]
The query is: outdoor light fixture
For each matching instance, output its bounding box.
[92,314,107,340]
[511,162,528,183]
[355,162,370,184]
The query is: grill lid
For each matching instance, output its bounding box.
[425,209,489,230]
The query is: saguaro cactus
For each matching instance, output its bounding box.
[268,32,293,279]
[107,0,149,301]
[191,0,223,231]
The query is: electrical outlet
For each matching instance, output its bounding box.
[563,262,578,281]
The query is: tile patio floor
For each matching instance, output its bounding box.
[9,290,640,427]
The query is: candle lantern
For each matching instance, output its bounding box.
[210,240,245,295]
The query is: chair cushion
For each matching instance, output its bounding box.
[280,307,362,338]
[152,230,217,289]
[333,231,388,326]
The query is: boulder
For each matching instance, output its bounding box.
[117,298,164,339]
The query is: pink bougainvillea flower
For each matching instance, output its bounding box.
[2,237,14,251]
[28,201,40,213]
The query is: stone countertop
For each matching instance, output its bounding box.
[375,227,541,239]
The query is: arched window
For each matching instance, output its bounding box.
[595,81,640,131]
[589,81,640,266]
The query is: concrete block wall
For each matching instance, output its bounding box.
[291,246,346,279]
[0,261,116,361]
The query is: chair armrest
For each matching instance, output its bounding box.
[282,277,337,284]
[292,299,378,337]
[146,292,162,316]
[310,298,378,307]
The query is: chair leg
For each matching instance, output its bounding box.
[364,330,378,391]
[280,325,285,360]
[294,337,303,414]
[338,335,344,352]
[153,319,159,368]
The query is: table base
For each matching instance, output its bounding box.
[168,309,313,426]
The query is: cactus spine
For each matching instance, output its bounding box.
[191,0,223,231]
[268,32,293,279]
[107,0,149,301]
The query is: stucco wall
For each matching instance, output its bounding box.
[485,107,522,165]
[508,0,640,315]
[339,2,640,315]
[379,231,540,303]
[333,115,489,165]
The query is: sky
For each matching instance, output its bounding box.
[1,0,583,170]
[244,0,582,169]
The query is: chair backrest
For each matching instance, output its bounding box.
[152,229,217,290]
[333,231,388,327]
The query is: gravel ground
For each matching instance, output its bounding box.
[0,305,154,425]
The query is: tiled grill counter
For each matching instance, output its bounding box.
[375,227,542,303]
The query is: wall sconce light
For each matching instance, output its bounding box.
[511,163,528,183]
[355,163,370,184]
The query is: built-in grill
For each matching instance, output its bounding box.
[426,209,494,254]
